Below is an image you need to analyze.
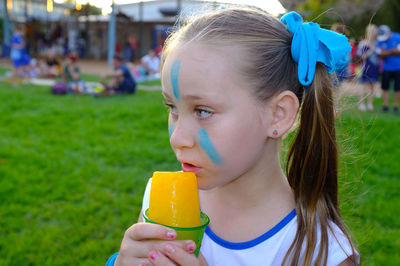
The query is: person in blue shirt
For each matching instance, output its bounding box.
[376,25,400,113]
[100,55,137,95]
[357,24,380,111]
[10,25,31,79]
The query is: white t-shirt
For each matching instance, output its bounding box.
[141,55,160,73]
[141,179,359,265]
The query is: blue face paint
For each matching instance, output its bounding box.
[197,128,223,165]
[168,124,175,139]
[171,60,181,100]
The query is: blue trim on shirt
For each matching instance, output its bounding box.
[105,252,119,266]
[205,209,296,250]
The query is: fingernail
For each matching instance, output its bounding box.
[166,230,177,239]
[150,251,158,261]
[187,242,196,253]
[165,244,175,254]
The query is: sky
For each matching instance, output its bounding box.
[55,0,285,16]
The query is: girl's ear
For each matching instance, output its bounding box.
[268,90,299,138]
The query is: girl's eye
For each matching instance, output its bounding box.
[196,108,212,119]
[164,102,178,115]
[170,105,178,114]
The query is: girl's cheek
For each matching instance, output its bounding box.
[168,124,175,139]
[197,128,223,165]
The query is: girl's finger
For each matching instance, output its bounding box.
[126,240,194,259]
[114,255,149,266]
[125,222,177,241]
[162,242,199,266]
[148,250,176,266]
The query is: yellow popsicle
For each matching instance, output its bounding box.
[148,171,201,227]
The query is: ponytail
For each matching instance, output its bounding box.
[284,65,356,265]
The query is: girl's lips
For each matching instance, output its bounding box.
[181,162,202,174]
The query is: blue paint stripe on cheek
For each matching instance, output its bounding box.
[168,124,174,139]
[171,60,181,100]
[197,128,223,165]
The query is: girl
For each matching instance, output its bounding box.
[357,24,380,111]
[107,8,359,266]
[63,52,85,93]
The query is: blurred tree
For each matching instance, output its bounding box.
[374,0,400,32]
[66,3,101,58]
[279,0,400,39]
[70,3,101,17]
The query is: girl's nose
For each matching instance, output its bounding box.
[169,119,196,150]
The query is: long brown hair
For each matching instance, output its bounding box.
[284,65,356,265]
[161,7,356,265]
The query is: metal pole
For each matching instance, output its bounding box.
[107,1,116,65]
[176,0,181,28]
[138,1,143,58]
[24,0,28,18]
[177,0,181,14]
[3,0,11,52]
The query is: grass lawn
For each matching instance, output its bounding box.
[0,75,399,265]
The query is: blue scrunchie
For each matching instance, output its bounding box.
[280,11,351,86]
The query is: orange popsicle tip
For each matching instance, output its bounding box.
[148,171,202,227]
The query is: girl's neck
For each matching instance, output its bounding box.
[199,139,295,242]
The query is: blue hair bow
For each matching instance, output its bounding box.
[280,11,351,86]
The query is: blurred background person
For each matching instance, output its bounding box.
[357,24,380,111]
[331,23,350,83]
[62,52,85,93]
[39,49,61,78]
[141,49,160,77]
[10,25,31,79]
[131,59,147,83]
[100,55,136,95]
[349,37,359,78]
[376,25,400,113]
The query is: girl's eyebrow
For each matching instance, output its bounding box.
[162,91,173,101]
[163,91,206,101]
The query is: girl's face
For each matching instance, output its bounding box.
[161,43,272,190]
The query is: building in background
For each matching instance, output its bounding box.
[1,0,285,60]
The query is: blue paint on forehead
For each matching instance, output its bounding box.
[197,128,223,165]
[168,124,175,139]
[171,60,181,100]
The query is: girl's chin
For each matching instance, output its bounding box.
[197,181,213,191]
[196,175,218,191]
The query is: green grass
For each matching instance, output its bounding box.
[0,79,399,265]
[0,82,175,265]
[337,96,400,265]
[138,79,163,86]
[81,73,100,82]
[0,67,9,76]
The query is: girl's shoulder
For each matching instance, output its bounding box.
[200,211,358,266]
[325,220,359,264]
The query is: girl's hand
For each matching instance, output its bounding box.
[114,222,196,266]
[148,245,208,266]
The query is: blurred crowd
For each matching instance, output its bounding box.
[8,24,161,96]
[6,21,400,108]
[332,23,400,113]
